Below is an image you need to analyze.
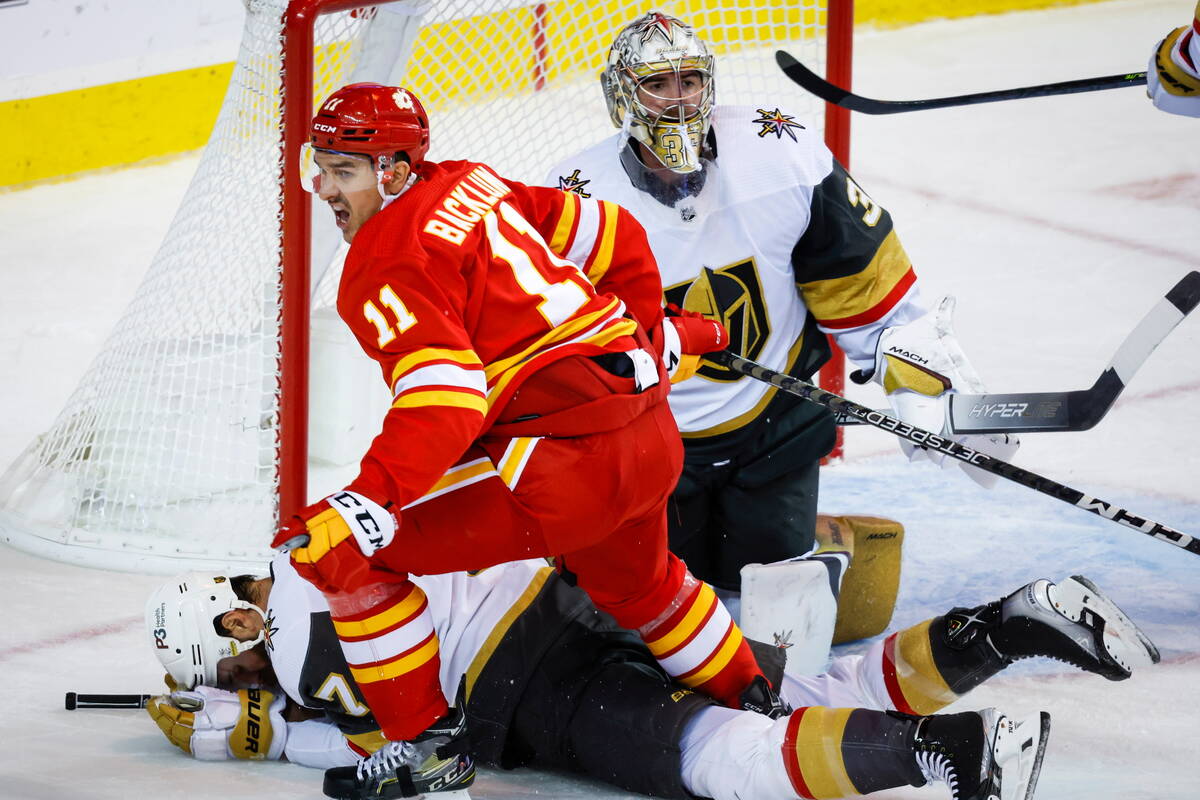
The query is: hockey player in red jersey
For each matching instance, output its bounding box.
[270,82,774,799]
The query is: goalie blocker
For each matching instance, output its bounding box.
[740,515,904,675]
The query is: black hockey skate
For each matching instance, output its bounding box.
[739,674,792,719]
[323,700,475,800]
[913,708,1050,800]
[990,575,1161,680]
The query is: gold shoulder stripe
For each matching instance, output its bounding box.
[464,567,554,699]
[798,230,913,326]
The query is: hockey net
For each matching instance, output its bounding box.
[0,0,848,573]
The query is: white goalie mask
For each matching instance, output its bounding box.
[601,12,715,174]
[145,572,267,689]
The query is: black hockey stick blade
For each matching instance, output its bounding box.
[947,271,1200,434]
[710,349,1200,558]
[65,692,152,710]
[775,50,1146,114]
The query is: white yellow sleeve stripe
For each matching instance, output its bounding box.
[483,297,629,383]
[657,616,738,679]
[649,588,740,678]
[389,347,484,391]
[349,634,441,685]
[549,191,579,256]
[332,585,429,639]
[339,616,438,670]
[584,200,621,286]
[496,437,538,488]
[561,195,601,269]
[403,457,497,509]
[484,309,637,406]
[391,389,488,416]
[392,362,488,399]
[401,439,541,510]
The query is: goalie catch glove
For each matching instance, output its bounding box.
[147,685,287,761]
[660,305,730,383]
[1147,18,1200,118]
[271,490,399,594]
[856,296,1018,488]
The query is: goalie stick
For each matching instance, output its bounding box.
[707,349,1200,559]
[835,271,1200,434]
[64,692,151,710]
[775,50,1146,114]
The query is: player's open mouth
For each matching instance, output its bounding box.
[331,206,350,228]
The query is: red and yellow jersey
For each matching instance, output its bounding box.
[337,160,667,506]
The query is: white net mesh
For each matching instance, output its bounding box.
[0,0,834,573]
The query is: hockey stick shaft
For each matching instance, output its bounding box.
[709,350,1200,558]
[836,272,1200,433]
[65,692,152,710]
[776,50,1146,114]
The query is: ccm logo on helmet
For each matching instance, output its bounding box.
[314,123,337,133]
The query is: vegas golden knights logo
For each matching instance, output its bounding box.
[663,259,768,382]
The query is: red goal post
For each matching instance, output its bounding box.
[0,0,851,572]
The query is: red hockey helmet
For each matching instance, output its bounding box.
[309,82,431,168]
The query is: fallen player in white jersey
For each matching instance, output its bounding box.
[144,555,1158,800]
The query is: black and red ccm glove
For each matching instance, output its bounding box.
[270,490,398,594]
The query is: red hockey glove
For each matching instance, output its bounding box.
[661,304,729,383]
[270,490,398,594]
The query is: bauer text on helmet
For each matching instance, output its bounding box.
[602,13,715,174]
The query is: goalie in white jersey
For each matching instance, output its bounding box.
[544,14,1017,627]
[143,555,1160,800]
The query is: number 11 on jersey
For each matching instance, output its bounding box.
[363,284,418,347]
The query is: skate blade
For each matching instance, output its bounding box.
[992,710,1051,800]
[1061,576,1161,674]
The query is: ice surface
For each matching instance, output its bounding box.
[0,1,1196,797]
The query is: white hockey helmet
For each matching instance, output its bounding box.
[145,572,267,689]
[601,12,715,174]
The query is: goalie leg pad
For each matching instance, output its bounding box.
[815,515,905,644]
[739,552,847,677]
